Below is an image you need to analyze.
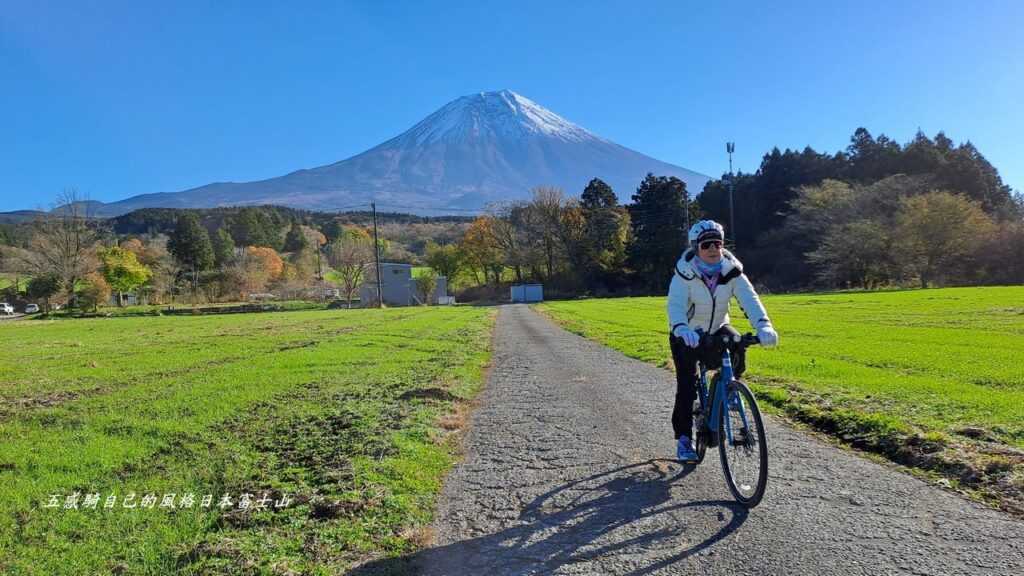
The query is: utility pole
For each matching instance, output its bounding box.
[315,241,324,302]
[726,141,736,249]
[315,242,322,281]
[371,202,383,308]
[683,185,691,248]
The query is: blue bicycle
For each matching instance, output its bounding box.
[691,329,769,507]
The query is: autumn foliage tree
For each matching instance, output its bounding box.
[239,246,284,294]
[460,216,504,286]
[99,246,152,306]
[896,191,996,287]
[77,272,112,312]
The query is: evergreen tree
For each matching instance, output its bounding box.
[846,127,901,182]
[322,219,345,243]
[900,130,945,175]
[581,178,617,209]
[283,221,309,253]
[168,213,214,302]
[937,141,1016,216]
[212,227,236,267]
[27,273,62,314]
[628,174,689,290]
[229,207,279,249]
[577,178,629,286]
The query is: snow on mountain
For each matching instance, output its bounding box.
[398,90,601,146]
[86,90,710,216]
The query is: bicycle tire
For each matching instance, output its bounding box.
[717,379,768,507]
[693,408,708,464]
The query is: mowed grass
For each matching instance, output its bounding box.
[0,273,28,292]
[538,287,1024,506]
[0,306,494,574]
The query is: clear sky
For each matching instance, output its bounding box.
[2,0,1021,211]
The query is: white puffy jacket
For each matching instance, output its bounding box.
[666,248,772,335]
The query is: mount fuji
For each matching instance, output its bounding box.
[87,90,710,216]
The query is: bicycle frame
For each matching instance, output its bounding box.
[697,348,751,445]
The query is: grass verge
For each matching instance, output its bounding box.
[536,286,1024,515]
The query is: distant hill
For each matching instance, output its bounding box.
[74,90,710,217]
[106,205,474,236]
[0,210,46,224]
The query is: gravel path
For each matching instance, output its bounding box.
[409,305,1023,575]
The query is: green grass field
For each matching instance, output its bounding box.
[57,300,328,318]
[537,286,1024,509]
[0,273,28,292]
[0,306,493,574]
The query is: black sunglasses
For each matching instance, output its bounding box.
[699,240,723,250]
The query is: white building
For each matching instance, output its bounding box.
[359,263,452,307]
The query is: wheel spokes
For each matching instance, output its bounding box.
[723,388,763,499]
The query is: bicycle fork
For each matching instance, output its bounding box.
[720,352,753,448]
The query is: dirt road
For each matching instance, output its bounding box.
[363,305,1024,575]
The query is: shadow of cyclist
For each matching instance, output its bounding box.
[347,459,749,575]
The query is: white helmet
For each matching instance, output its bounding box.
[688,220,725,245]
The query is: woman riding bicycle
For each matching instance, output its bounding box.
[667,220,778,461]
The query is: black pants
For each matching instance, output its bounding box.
[669,334,700,440]
[669,325,745,440]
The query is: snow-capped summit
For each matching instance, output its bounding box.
[397,90,601,146]
[86,90,710,216]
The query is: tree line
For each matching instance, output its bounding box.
[2,126,1020,310]
[431,128,1023,294]
[0,197,470,311]
[698,128,1022,289]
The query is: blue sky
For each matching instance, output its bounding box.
[2,0,1021,211]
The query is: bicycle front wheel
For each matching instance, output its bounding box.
[717,379,768,507]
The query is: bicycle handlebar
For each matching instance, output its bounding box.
[697,330,761,351]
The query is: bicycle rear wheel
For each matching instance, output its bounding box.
[717,379,768,507]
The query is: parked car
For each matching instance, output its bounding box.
[24,304,39,314]
[0,303,13,315]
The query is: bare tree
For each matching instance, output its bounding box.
[489,203,530,283]
[413,274,437,305]
[138,235,180,304]
[526,187,567,279]
[326,234,374,308]
[19,190,99,310]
